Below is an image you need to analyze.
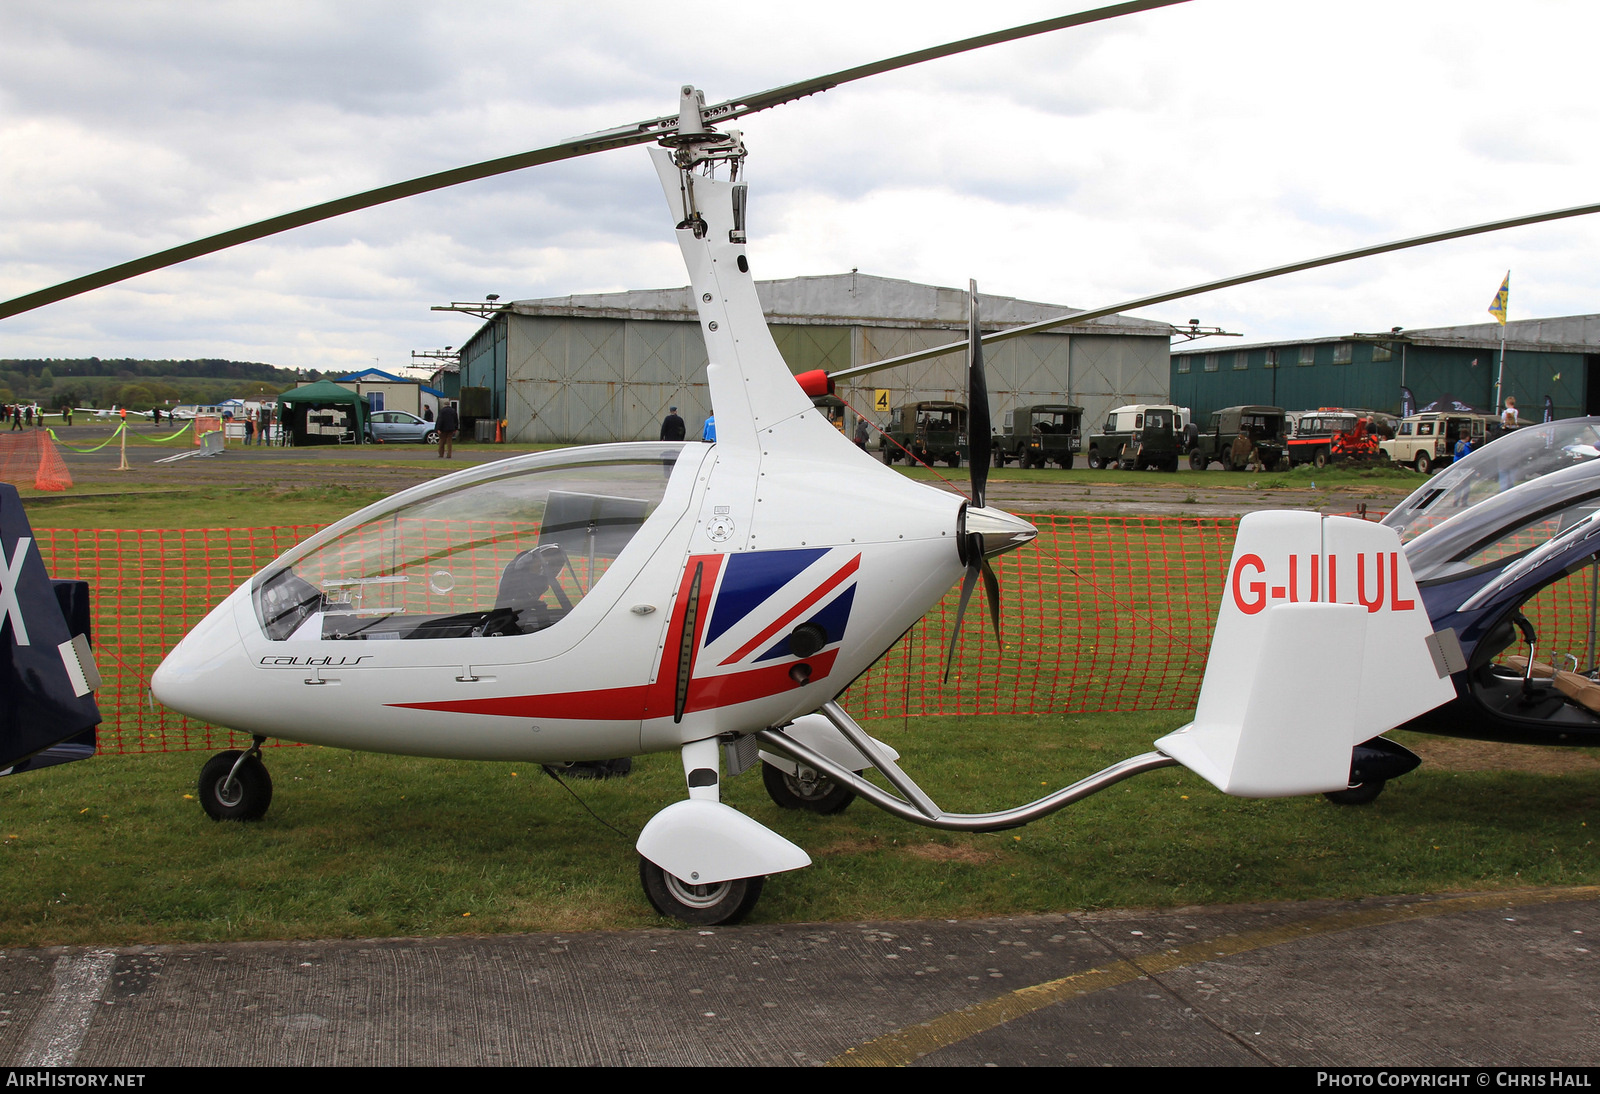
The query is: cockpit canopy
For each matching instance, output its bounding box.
[1384,419,1600,547]
[252,443,686,642]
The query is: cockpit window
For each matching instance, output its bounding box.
[253,446,682,641]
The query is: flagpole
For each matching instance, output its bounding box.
[1490,271,1510,417]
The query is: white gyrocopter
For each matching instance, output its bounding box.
[4,2,1593,923]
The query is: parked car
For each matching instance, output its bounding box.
[1189,405,1289,471]
[1086,404,1183,471]
[993,404,1083,468]
[366,410,441,444]
[879,401,967,467]
[1380,411,1493,475]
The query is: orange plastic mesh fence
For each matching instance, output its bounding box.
[36,526,322,754]
[33,515,1594,755]
[0,430,72,491]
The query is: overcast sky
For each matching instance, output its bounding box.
[3,0,1598,375]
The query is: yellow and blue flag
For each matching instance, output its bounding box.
[1488,272,1510,325]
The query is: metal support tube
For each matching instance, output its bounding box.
[816,700,940,817]
[754,725,1178,833]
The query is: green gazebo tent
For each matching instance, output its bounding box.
[277,381,371,446]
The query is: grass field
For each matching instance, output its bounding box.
[3,713,1595,947]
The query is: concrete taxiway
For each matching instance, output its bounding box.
[1,886,1596,1067]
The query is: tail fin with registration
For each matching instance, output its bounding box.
[1156,512,1455,797]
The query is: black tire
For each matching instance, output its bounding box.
[424,429,440,445]
[993,448,1006,468]
[1062,453,1075,470]
[762,760,856,814]
[1189,449,1206,471]
[1164,455,1180,473]
[639,856,764,925]
[1313,449,1330,470]
[198,750,273,821]
[1414,451,1432,475]
[881,447,895,464]
[1324,780,1385,806]
[1087,449,1103,470]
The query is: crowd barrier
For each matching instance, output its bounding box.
[0,430,71,490]
[31,516,1599,756]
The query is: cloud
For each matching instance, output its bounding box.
[3,0,1600,373]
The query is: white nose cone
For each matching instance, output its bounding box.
[150,594,248,724]
[966,504,1037,560]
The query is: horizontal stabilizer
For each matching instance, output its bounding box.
[1157,511,1454,797]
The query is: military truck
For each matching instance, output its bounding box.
[993,403,1083,468]
[879,401,968,467]
[1188,405,1289,471]
[1086,404,1184,472]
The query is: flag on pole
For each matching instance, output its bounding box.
[1488,272,1510,325]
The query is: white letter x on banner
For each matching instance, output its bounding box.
[0,536,32,646]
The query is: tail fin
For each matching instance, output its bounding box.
[1156,511,1453,797]
[0,483,100,774]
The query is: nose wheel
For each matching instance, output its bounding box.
[198,737,273,821]
[638,857,764,925]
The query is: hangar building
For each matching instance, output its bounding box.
[1171,314,1600,424]
[452,273,1173,443]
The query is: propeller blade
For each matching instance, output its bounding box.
[0,0,1189,322]
[967,280,991,508]
[943,559,982,684]
[981,555,1002,645]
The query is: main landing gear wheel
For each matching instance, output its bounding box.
[1324,780,1386,806]
[198,747,273,821]
[762,760,856,814]
[639,857,765,925]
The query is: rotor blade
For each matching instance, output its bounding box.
[943,560,982,684]
[1,1,1188,322]
[826,199,1600,383]
[705,0,1191,127]
[967,280,992,508]
[0,125,669,322]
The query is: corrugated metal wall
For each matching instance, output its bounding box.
[501,314,1170,443]
[1171,341,1589,423]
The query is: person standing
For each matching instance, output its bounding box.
[437,400,459,458]
[660,406,685,441]
[1502,396,1520,431]
[853,416,870,450]
[701,416,716,442]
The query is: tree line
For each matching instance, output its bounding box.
[0,358,323,411]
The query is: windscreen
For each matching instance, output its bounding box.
[252,445,684,642]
